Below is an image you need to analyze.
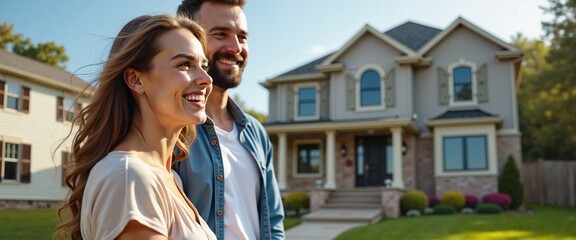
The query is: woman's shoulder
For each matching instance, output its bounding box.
[90,151,159,184]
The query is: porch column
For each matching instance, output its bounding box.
[391,127,405,188]
[277,133,288,190]
[324,130,336,189]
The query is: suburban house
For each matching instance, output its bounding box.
[0,49,89,209]
[261,17,523,214]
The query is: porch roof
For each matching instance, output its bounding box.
[264,117,420,135]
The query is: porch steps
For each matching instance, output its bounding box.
[304,189,383,224]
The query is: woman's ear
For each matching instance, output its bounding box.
[123,68,144,94]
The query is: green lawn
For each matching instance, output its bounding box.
[1,205,574,240]
[336,205,576,240]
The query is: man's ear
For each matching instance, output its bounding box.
[123,68,144,94]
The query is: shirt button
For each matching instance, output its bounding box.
[216,175,223,181]
[217,210,223,217]
[210,139,218,146]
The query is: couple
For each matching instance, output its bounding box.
[54,0,285,239]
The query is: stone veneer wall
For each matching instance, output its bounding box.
[415,137,435,196]
[496,134,523,176]
[435,175,498,198]
[402,135,417,190]
[0,200,61,210]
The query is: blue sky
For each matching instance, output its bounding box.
[1,0,549,114]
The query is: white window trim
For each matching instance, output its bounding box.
[448,59,478,107]
[3,82,21,113]
[1,136,23,183]
[293,82,320,121]
[355,64,386,112]
[433,124,497,177]
[292,139,323,178]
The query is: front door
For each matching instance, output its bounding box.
[356,136,393,187]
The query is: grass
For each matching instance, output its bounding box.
[0,208,59,240]
[335,205,576,240]
[0,209,302,239]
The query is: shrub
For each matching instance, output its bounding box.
[464,195,479,209]
[476,203,502,214]
[482,193,512,210]
[433,204,456,215]
[428,196,440,208]
[284,191,310,216]
[499,155,524,209]
[400,190,429,214]
[441,191,465,210]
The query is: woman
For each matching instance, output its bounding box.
[54,14,215,240]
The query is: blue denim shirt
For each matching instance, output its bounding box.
[174,99,285,240]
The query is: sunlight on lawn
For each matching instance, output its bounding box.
[444,230,576,240]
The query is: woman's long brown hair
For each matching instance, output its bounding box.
[54,15,206,240]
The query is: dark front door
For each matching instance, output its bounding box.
[356,136,393,187]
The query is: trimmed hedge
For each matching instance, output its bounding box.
[482,193,512,210]
[476,203,502,214]
[284,191,310,216]
[441,191,465,210]
[433,204,456,215]
[401,190,429,214]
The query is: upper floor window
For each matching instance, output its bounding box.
[295,83,319,121]
[57,96,81,122]
[446,60,478,106]
[360,70,381,107]
[1,140,32,183]
[443,135,488,171]
[0,80,30,113]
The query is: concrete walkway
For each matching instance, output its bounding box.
[285,208,382,240]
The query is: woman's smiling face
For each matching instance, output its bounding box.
[140,28,212,127]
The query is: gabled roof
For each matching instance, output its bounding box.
[321,24,417,65]
[384,21,442,51]
[0,49,89,94]
[276,52,334,78]
[432,109,497,120]
[418,16,519,55]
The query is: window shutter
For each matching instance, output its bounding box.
[74,102,82,125]
[346,73,356,110]
[476,63,488,103]
[61,151,69,187]
[319,81,328,120]
[0,141,3,182]
[57,96,64,122]
[384,68,396,108]
[286,85,294,121]
[438,67,450,105]
[20,144,31,183]
[21,86,30,113]
[0,81,5,108]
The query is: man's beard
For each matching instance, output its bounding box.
[209,52,244,89]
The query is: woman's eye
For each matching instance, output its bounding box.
[177,62,191,71]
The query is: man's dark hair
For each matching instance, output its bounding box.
[177,0,246,20]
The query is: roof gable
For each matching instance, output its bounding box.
[321,24,416,65]
[384,21,442,51]
[418,17,518,55]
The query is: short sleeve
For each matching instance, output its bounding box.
[81,153,171,240]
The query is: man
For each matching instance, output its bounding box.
[174,0,285,239]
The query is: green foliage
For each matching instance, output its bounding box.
[432,204,456,215]
[283,191,310,217]
[0,21,68,69]
[476,203,502,214]
[498,155,524,209]
[400,190,428,214]
[232,94,267,124]
[440,191,465,210]
[515,0,576,160]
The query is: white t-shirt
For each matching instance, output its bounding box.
[80,151,216,240]
[215,124,261,240]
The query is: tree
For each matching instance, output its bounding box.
[511,34,552,161]
[232,94,267,124]
[0,21,68,69]
[498,155,524,209]
[535,0,576,160]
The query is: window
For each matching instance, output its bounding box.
[443,135,487,171]
[294,83,319,120]
[453,66,473,102]
[296,143,321,175]
[57,96,81,122]
[360,70,381,107]
[1,141,31,183]
[0,81,30,112]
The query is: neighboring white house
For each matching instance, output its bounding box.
[261,17,524,202]
[0,49,90,209]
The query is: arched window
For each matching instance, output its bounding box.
[360,70,381,107]
[452,66,473,102]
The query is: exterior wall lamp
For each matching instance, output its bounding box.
[339,143,347,157]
